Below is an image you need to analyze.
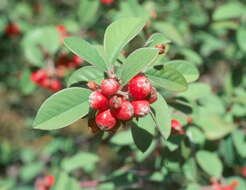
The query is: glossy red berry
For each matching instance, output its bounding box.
[101,0,114,5]
[101,78,120,97]
[113,100,134,121]
[109,95,123,109]
[31,70,47,83]
[128,74,151,100]
[50,79,62,92]
[96,109,117,131]
[131,100,150,117]
[89,90,109,111]
[148,86,158,104]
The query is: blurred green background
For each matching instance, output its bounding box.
[0,0,245,189]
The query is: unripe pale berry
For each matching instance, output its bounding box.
[87,81,99,91]
[131,100,150,117]
[89,90,109,111]
[148,86,158,104]
[113,100,134,121]
[109,95,123,109]
[101,78,120,97]
[128,74,151,100]
[96,109,117,131]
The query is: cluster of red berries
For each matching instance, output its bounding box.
[88,74,157,132]
[210,178,239,190]
[171,119,185,135]
[31,54,83,91]
[35,175,55,190]
[100,0,114,5]
[4,23,21,37]
[31,69,62,92]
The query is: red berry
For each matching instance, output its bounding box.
[148,86,157,104]
[31,70,47,83]
[40,78,51,88]
[96,109,117,131]
[44,175,55,187]
[101,78,120,97]
[73,55,84,66]
[131,100,150,117]
[101,0,114,5]
[171,119,185,135]
[89,90,109,111]
[109,95,123,109]
[242,166,246,178]
[128,74,151,100]
[5,23,20,37]
[113,100,134,121]
[50,79,62,92]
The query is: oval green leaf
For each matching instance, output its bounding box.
[146,67,188,92]
[196,150,223,178]
[104,17,145,66]
[151,93,171,140]
[33,87,91,130]
[121,48,159,85]
[67,66,104,86]
[64,37,107,71]
[165,60,199,83]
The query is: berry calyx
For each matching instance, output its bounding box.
[131,100,150,117]
[113,100,134,121]
[87,81,99,91]
[96,109,117,131]
[101,78,120,97]
[89,90,109,111]
[109,95,123,109]
[155,44,166,54]
[128,74,151,100]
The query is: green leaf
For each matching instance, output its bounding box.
[52,171,80,190]
[104,17,145,66]
[110,129,134,146]
[78,0,100,28]
[187,127,205,145]
[20,162,44,182]
[237,27,246,52]
[61,152,99,173]
[67,66,104,86]
[232,130,246,158]
[182,158,197,182]
[137,114,156,136]
[151,93,171,140]
[131,122,153,153]
[19,69,36,95]
[213,2,245,21]
[145,33,171,47]
[146,67,188,92]
[121,48,159,85]
[165,60,199,83]
[33,88,90,130]
[153,22,185,46]
[196,151,223,178]
[64,37,107,71]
